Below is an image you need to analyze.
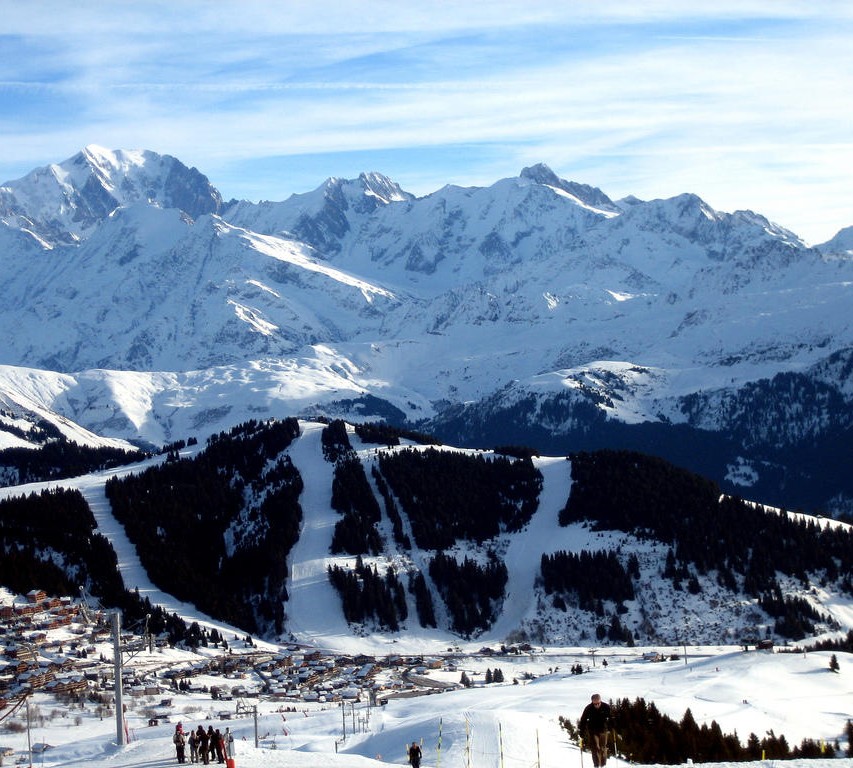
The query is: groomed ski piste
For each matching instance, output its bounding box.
[1,421,851,768]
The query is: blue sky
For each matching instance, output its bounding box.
[1,1,851,244]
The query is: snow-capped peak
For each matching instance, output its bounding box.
[519,162,618,213]
[358,171,412,204]
[0,147,222,245]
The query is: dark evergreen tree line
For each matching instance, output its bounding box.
[560,450,853,638]
[540,550,635,610]
[0,435,143,488]
[0,488,211,647]
[560,697,834,764]
[429,551,508,636]
[321,419,352,463]
[408,571,436,627]
[330,455,383,555]
[121,589,200,648]
[354,422,440,447]
[327,556,407,630]
[106,418,303,635]
[796,629,853,654]
[371,466,410,548]
[377,448,543,549]
[0,487,125,603]
[758,587,831,640]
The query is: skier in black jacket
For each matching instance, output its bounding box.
[579,693,612,767]
[408,740,422,768]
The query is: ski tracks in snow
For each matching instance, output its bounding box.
[285,422,354,646]
[485,456,572,641]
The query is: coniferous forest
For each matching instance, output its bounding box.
[376,447,543,549]
[0,421,143,486]
[560,697,835,764]
[330,454,383,555]
[0,487,124,603]
[105,418,303,635]
[540,550,635,611]
[4,420,852,645]
[0,487,201,646]
[429,551,508,636]
[561,450,853,639]
[327,556,407,630]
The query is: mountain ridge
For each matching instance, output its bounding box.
[1,147,851,515]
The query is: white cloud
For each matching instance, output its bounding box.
[1,2,852,242]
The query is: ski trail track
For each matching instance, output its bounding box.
[0,453,274,644]
[285,421,353,646]
[484,455,572,642]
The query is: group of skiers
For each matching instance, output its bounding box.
[172,722,234,764]
[168,694,607,767]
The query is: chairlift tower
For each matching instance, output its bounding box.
[236,700,259,747]
[111,611,125,746]
[110,610,155,746]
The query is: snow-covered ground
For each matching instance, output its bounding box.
[1,643,850,768]
[1,423,852,767]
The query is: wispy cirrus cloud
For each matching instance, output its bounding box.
[1,1,851,242]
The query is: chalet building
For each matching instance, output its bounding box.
[16,667,55,691]
[45,675,87,696]
[7,645,38,663]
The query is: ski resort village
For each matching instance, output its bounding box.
[2,582,852,768]
[0,587,469,720]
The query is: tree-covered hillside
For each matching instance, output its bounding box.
[105,418,303,635]
[560,450,853,639]
[376,447,543,549]
[0,417,143,487]
[3,419,851,646]
[0,486,199,646]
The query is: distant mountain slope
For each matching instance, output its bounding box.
[0,148,851,515]
[3,418,851,648]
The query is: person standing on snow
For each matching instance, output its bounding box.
[214,728,225,763]
[580,693,612,767]
[196,725,209,765]
[407,740,423,768]
[173,724,187,763]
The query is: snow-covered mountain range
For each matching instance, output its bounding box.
[1,146,851,514]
